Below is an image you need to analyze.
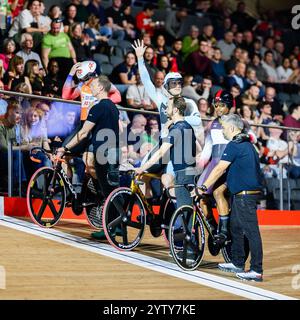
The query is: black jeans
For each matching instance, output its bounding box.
[230,194,263,274]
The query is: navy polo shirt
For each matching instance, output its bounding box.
[221,140,263,194]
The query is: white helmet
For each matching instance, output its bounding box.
[76,61,97,81]
[163,72,183,90]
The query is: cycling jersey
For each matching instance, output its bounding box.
[138,57,202,137]
[62,75,121,121]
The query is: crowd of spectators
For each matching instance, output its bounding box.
[0,0,300,208]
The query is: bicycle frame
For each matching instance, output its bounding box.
[52,162,77,200]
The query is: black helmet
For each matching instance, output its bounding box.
[213,90,235,108]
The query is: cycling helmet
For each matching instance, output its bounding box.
[163,72,183,90]
[213,89,235,108]
[76,61,97,81]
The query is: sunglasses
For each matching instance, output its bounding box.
[168,79,183,89]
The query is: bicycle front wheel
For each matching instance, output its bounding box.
[27,167,66,228]
[102,187,146,251]
[169,205,205,271]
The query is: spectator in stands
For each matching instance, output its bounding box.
[165,7,188,43]
[14,82,31,109]
[12,0,49,49]
[136,3,156,37]
[289,58,300,85]
[240,104,259,133]
[274,40,285,66]
[0,98,28,192]
[167,38,183,73]
[4,55,32,93]
[21,106,51,168]
[142,32,152,47]
[226,61,247,93]
[287,131,300,179]
[261,36,276,58]
[188,76,213,103]
[63,109,78,138]
[261,50,279,83]
[234,31,242,45]
[24,59,44,95]
[241,30,254,55]
[252,38,263,57]
[211,47,226,85]
[182,75,206,104]
[41,18,77,80]
[105,0,126,40]
[241,85,260,112]
[225,47,242,75]
[185,40,212,78]
[69,23,91,62]
[197,97,211,130]
[230,1,256,32]
[121,3,136,39]
[154,34,167,56]
[142,45,158,82]
[127,114,147,161]
[71,0,89,24]
[276,57,293,84]
[9,0,26,19]
[199,23,217,46]
[0,39,16,71]
[0,80,8,116]
[110,51,137,85]
[43,59,63,97]
[257,102,273,140]
[63,4,78,33]
[142,116,159,146]
[249,53,268,83]
[152,70,164,96]
[217,31,236,61]
[156,54,171,76]
[182,25,199,62]
[265,121,289,175]
[283,103,300,130]
[16,33,43,69]
[126,71,153,111]
[245,67,264,92]
[230,83,242,111]
[261,86,284,122]
[84,14,109,53]
[48,4,62,21]
[87,0,107,27]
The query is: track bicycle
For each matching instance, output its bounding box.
[168,184,249,271]
[102,170,176,250]
[27,147,103,229]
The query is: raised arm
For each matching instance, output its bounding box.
[62,63,82,100]
[132,39,160,107]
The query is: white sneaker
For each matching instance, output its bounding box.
[236,270,263,282]
[218,262,244,273]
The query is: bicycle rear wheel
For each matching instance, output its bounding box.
[27,167,66,228]
[161,197,176,246]
[84,177,103,230]
[169,206,205,271]
[221,235,250,263]
[102,187,146,251]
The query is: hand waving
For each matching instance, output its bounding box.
[132,39,147,59]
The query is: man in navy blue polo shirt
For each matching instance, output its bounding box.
[197,114,264,282]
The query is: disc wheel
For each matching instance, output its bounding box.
[27,167,66,228]
[102,187,146,251]
[169,206,205,271]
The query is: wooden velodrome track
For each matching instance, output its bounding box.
[0,213,299,300]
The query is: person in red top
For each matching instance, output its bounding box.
[9,0,26,18]
[136,3,155,37]
[283,103,300,129]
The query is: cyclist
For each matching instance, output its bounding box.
[197,90,257,243]
[132,39,202,198]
